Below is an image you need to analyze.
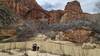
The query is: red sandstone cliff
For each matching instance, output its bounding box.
[60,1,88,23]
[0,0,95,43]
[1,0,50,21]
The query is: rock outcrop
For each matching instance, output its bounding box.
[0,4,17,37]
[3,0,43,16]
[60,1,87,23]
[0,29,16,36]
[55,28,91,43]
[48,10,65,24]
[2,0,86,24]
[63,29,92,43]
[2,0,50,21]
[57,1,93,43]
[65,0,83,13]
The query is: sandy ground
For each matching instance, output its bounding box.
[0,50,60,56]
[0,40,100,56]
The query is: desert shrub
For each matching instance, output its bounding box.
[49,19,94,31]
[49,19,100,35]
[16,19,100,41]
[94,33,100,42]
[16,19,49,41]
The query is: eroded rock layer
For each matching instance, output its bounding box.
[0,0,99,43]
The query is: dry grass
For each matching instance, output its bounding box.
[0,40,100,56]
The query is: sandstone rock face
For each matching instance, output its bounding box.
[65,1,83,13]
[60,1,87,23]
[0,3,17,37]
[56,28,92,43]
[2,0,89,23]
[60,12,87,23]
[3,0,51,23]
[48,10,65,24]
[0,0,48,37]
[0,29,16,36]
[58,1,92,43]
[0,0,96,43]
[2,0,86,24]
[1,0,64,24]
[3,0,43,16]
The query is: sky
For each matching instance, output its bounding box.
[36,0,100,14]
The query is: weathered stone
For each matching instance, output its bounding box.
[60,1,88,23]
[1,0,97,43]
[65,1,83,13]
[56,28,92,43]
[0,29,16,36]
[48,10,65,24]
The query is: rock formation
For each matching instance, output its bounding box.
[63,28,92,43]
[65,0,83,13]
[2,0,86,24]
[55,29,91,43]
[0,4,17,37]
[58,0,95,43]
[3,0,42,16]
[1,0,50,21]
[0,0,99,43]
[60,1,87,23]
[48,10,65,24]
